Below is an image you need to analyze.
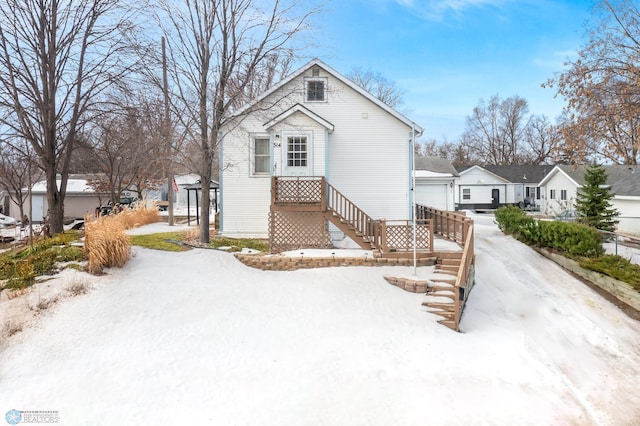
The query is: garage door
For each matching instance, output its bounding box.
[416,183,448,210]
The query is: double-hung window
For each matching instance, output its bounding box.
[560,189,567,201]
[253,137,270,175]
[550,189,556,200]
[462,188,471,200]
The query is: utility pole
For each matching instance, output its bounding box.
[162,37,174,226]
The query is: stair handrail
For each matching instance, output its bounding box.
[453,222,475,331]
[325,181,379,248]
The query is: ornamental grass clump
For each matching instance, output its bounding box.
[112,200,160,230]
[84,215,131,274]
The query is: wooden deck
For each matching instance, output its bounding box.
[269,176,475,332]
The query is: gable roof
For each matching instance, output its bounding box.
[483,165,552,184]
[539,164,640,197]
[414,156,459,177]
[458,165,511,183]
[263,103,335,132]
[611,172,640,197]
[231,58,423,135]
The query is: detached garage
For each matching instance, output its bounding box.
[414,157,458,211]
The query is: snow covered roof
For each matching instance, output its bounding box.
[30,177,99,195]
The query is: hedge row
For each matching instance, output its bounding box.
[494,206,604,258]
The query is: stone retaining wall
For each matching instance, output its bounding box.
[536,248,640,312]
[234,254,437,271]
[383,276,430,293]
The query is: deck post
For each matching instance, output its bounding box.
[380,219,387,253]
[320,177,327,211]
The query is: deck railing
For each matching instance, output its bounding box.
[325,181,381,247]
[271,176,325,208]
[379,219,434,252]
[453,223,475,330]
[271,177,435,253]
[415,204,471,245]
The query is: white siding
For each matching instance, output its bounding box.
[542,171,579,216]
[416,179,455,211]
[220,119,273,238]
[220,65,413,236]
[455,167,509,205]
[612,198,640,234]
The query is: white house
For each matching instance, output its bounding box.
[538,164,640,234]
[414,156,458,211]
[219,59,424,238]
[455,165,551,211]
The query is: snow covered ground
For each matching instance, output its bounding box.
[1,213,640,425]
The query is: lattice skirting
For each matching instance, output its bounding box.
[385,224,432,251]
[269,211,333,253]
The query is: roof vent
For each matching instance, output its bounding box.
[312,66,320,77]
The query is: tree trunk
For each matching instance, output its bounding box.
[45,167,64,235]
[199,152,212,244]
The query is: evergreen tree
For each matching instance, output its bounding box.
[575,164,619,232]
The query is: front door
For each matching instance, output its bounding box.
[491,188,500,209]
[283,134,311,176]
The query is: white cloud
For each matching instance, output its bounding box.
[393,0,512,21]
[533,49,579,70]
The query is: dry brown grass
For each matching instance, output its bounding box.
[84,201,159,274]
[181,227,200,242]
[116,201,160,230]
[85,216,131,274]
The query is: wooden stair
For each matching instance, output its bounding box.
[422,280,459,331]
[325,183,378,250]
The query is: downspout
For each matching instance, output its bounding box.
[411,123,417,275]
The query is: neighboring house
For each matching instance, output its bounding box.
[538,164,640,234]
[14,175,109,222]
[455,165,551,211]
[219,59,423,239]
[414,156,458,211]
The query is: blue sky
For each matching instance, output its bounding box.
[308,0,593,140]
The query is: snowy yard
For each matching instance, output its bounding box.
[1,213,640,425]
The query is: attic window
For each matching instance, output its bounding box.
[305,78,327,102]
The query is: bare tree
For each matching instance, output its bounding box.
[545,0,640,165]
[521,115,562,164]
[461,95,529,165]
[83,90,168,204]
[347,67,405,109]
[460,94,560,165]
[0,139,40,222]
[0,0,138,234]
[152,0,319,243]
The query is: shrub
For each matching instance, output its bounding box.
[0,231,88,291]
[495,206,603,258]
[580,255,640,290]
[494,206,528,235]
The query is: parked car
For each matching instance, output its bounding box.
[0,213,18,227]
[96,196,138,216]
